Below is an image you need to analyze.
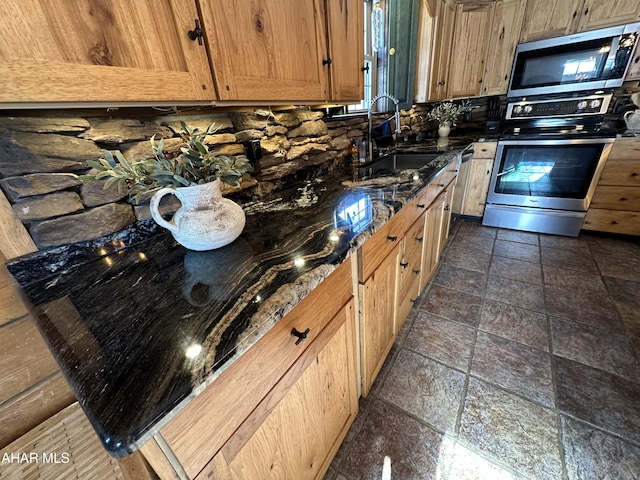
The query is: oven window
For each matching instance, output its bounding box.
[493,144,603,199]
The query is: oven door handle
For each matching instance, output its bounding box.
[496,166,516,177]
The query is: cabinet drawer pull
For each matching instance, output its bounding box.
[444,205,450,211]
[417,203,426,209]
[400,262,409,269]
[438,183,445,187]
[410,298,418,304]
[322,57,333,66]
[291,327,310,345]
[416,237,423,243]
[412,269,420,275]
[387,235,398,242]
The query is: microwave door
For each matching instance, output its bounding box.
[507,23,639,98]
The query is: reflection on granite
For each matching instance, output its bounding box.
[6,150,461,457]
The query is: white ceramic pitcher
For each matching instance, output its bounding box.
[624,109,640,132]
[149,179,246,251]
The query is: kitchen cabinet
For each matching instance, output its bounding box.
[358,155,458,395]
[359,242,400,397]
[519,0,583,42]
[154,259,356,479]
[452,142,497,217]
[429,0,457,100]
[0,0,216,104]
[199,0,363,102]
[420,184,455,292]
[446,1,495,98]
[519,0,640,44]
[199,300,358,480]
[481,0,527,96]
[576,0,640,32]
[397,216,426,330]
[583,137,640,236]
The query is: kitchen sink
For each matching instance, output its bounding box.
[363,152,443,172]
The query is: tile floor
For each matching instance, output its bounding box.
[326,219,640,480]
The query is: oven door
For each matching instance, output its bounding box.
[487,138,614,212]
[508,23,639,97]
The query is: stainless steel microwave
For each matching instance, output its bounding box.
[508,22,640,98]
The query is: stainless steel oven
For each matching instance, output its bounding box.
[483,93,615,237]
[508,22,640,98]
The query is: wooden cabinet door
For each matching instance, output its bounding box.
[463,158,494,217]
[420,193,446,292]
[200,0,329,101]
[397,216,426,329]
[429,0,457,100]
[577,0,640,32]
[326,0,364,101]
[0,0,216,104]
[447,2,495,98]
[519,0,583,43]
[439,186,455,256]
[482,0,528,96]
[203,301,358,480]
[359,243,399,397]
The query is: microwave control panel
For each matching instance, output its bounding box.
[507,94,612,120]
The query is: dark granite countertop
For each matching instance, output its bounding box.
[7,138,472,458]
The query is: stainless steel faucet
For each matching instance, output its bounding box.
[367,93,402,162]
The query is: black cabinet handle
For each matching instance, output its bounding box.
[438,183,445,187]
[387,235,398,242]
[444,205,450,211]
[362,64,370,73]
[417,203,426,209]
[412,269,420,275]
[410,298,417,304]
[400,262,409,269]
[323,57,333,66]
[291,327,310,345]
[416,237,423,243]
[188,19,204,45]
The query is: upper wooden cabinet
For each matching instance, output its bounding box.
[519,0,582,43]
[520,0,640,44]
[577,0,640,32]
[326,0,364,101]
[447,2,495,98]
[199,0,363,102]
[481,0,527,96]
[429,0,457,100]
[0,0,216,104]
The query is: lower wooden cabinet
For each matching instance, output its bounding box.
[199,300,358,480]
[583,137,640,236]
[359,243,400,397]
[359,157,458,397]
[452,142,496,217]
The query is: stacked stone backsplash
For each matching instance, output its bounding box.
[0,105,429,250]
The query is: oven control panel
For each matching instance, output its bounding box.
[506,94,612,120]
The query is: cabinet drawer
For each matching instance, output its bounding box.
[597,159,640,187]
[160,258,353,479]
[473,142,497,159]
[583,208,640,236]
[358,208,408,283]
[590,186,640,212]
